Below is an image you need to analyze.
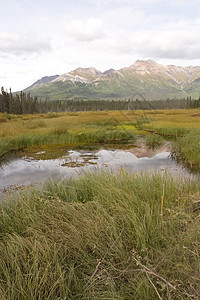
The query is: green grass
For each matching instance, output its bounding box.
[0,109,200,165]
[172,129,200,166]
[149,126,190,137]
[144,134,164,150]
[0,172,199,299]
[0,128,136,157]
[0,109,200,299]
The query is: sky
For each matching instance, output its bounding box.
[1,0,200,91]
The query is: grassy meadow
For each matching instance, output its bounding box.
[0,108,200,299]
[0,108,200,165]
[0,172,199,299]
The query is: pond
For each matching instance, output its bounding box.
[0,142,198,193]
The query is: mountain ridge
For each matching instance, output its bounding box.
[24,60,200,100]
[24,75,60,91]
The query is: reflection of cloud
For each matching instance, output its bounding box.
[66,18,104,42]
[0,31,51,55]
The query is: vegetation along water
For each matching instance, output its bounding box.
[0,108,200,299]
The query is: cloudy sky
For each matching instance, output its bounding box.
[1,0,200,91]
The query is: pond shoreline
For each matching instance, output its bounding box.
[0,137,198,196]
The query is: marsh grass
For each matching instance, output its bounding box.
[0,109,200,164]
[172,129,200,166]
[26,119,47,129]
[0,109,200,299]
[0,128,136,157]
[135,114,150,129]
[145,134,164,150]
[44,112,59,118]
[0,172,199,299]
[0,110,138,157]
[0,116,7,123]
[149,127,190,137]
[0,112,14,122]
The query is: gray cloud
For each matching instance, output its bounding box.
[0,31,51,55]
[131,28,200,60]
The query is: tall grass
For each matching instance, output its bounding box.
[172,129,200,166]
[0,172,199,299]
[0,129,136,157]
[144,134,164,149]
[150,127,189,137]
[0,109,200,164]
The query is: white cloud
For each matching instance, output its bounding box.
[66,18,104,42]
[0,31,51,55]
[103,6,147,27]
[84,0,199,5]
[2,0,200,91]
[84,0,164,4]
[128,19,200,60]
[81,14,200,60]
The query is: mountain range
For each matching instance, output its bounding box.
[24,60,200,101]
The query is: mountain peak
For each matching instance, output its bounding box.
[131,59,159,67]
[135,59,156,63]
[24,60,200,101]
[125,59,164,75]
[70,67,102,75]
[103,68,115,75]
[69,67,102,80]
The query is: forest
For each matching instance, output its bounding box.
[1,87,200,114]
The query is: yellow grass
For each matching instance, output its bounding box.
[1,109,199,139]
[0,109,200,160]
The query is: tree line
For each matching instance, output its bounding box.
[0,87,200,114]
[0,87,40,114]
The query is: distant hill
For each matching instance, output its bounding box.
[24,60,200,100]
[24,75,59,91]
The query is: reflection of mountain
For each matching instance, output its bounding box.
[24,60,200,100]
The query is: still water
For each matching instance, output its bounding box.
[0,147,196,191]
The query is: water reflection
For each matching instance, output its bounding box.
[0,148,197,191]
